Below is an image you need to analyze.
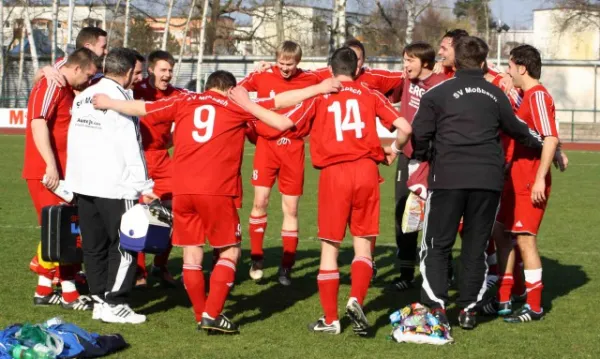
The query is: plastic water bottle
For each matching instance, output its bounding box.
[41,176,74,203]
[42,317,63,328]
[389,310,402,325]
[10,344,53,359]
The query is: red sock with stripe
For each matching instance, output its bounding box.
[249,215,267,261]
[350,257,373,305]
[204,258,236,318]
[317,269,340,324]
[524,269,543,312]
[36,275,54,297]
[497,274,514,303]
[281,230,298,269]
[58,264,79,303]
[512,246,526,296]
[183,264,205,322]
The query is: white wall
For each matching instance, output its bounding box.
[534,9,600,60]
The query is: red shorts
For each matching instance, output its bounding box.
[172,194,241,248]
[26,179,63,225]
[234,176,243,209]
[497,184,551,236]
[251,136,304,196]
[317,159,380,242]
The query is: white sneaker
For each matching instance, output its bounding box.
[100,304,146,324]
[92,302,104,320]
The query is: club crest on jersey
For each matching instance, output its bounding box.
[409,83,426,98]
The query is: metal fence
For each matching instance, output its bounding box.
[2,56,600,142]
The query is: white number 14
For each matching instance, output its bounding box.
[328,99,365,142]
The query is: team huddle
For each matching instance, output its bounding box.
[23,25,562,336]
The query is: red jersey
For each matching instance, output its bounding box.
[389,73,447,157]
[443,66,455,79]
[287,81,401,169]
[491,74,523,163]
[510,85,558,190]
[314,66,405,95]
[22,78,74,179]
[240,66,322,140]
[144,91,275,196]
[134,78,188,151]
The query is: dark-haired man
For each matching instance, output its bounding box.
[411,36,545,331]
[385,41,447,291]
[494,44,559,323]
[24,48,99,311]
[67,48,157,324]
[133,50,187,287]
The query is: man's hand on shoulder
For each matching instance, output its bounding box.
[432,61,444,75]
[228,86,252,109]
[43,66,66,87]
[498,73,515,95]
[93,94,113,110]
[254,61,272,73]
[317,78,342,95]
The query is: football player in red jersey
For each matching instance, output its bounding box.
[496,45,560,323]
[133,50,187,288]
[92,70,338,334]
[313,39,405,95]
[385,42,448,291]
[251,39,405,277]
[239,41,323,286]
[233,47,412,335]
[34,27,107,86]
[24,48,98,310]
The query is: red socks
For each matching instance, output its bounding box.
[497,274,514,303]
[281,230,298,269]
[350,257,373,306]
[58,264,79,303]
[512,246,526,296]
[317,269,340,324]
[183,264,205,322]
[249,215,267,261]
[524,269,543,312]
[36,275,54,297]
[137,252,148,278]
[204,258,236,319]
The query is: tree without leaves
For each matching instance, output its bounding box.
[362,0,407,56]
[404,0,432,44]
[550,0,600,31]
[413,6,454,48]
[453,0,493,36]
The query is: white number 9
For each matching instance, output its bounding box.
[192,105,215,143]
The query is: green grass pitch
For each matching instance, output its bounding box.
[0,135,598,358]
